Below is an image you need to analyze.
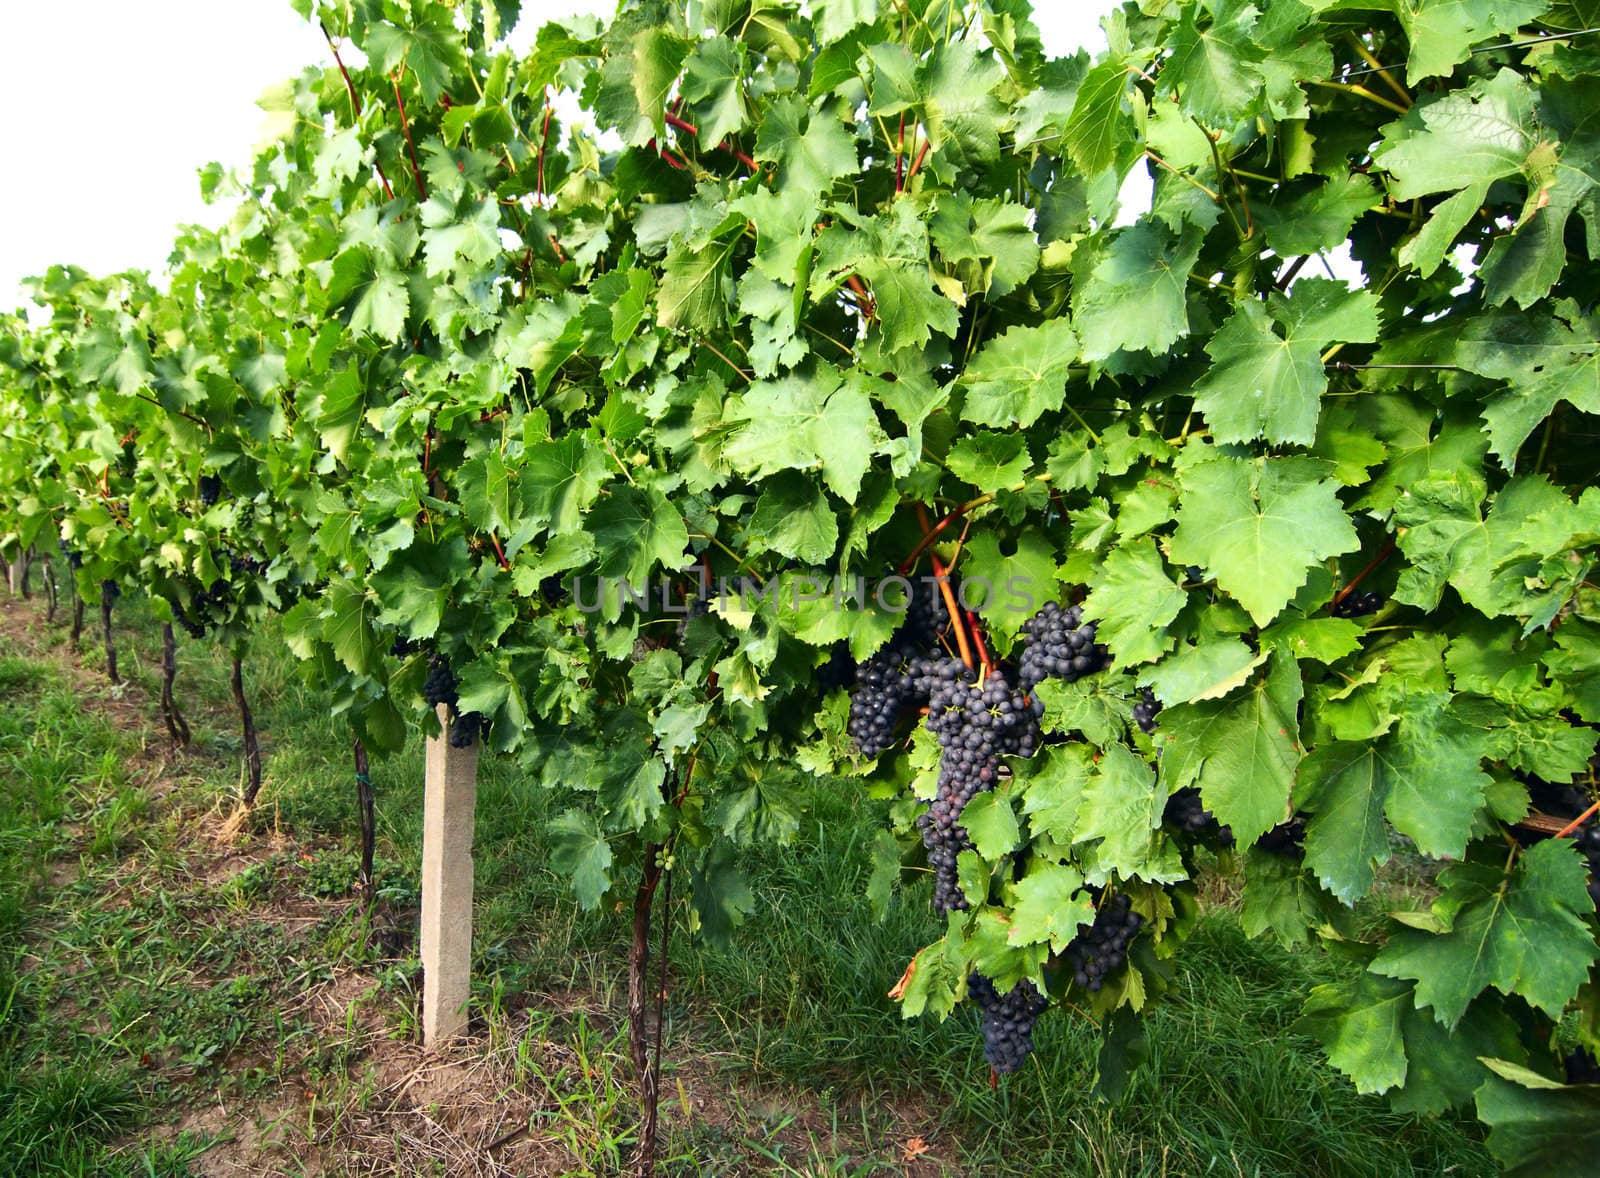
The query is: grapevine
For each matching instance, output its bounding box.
[0,0,1596,1166]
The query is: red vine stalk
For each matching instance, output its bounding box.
[906,137,932,182]
[930,552,972,670]
[898,498,984,574]
[844,274,876,319]
[1554,800,1600,840]
[916,505,974,671]
[965,607,993,674]
[393,71,427,200]
[488,533,510,571]
[537,88,552,199]
[319,21,395,200]
[664,111,697,136]
[1332,540,1397,609]
[662,111,759,172]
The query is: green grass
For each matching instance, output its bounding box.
[0,590,1497,1175]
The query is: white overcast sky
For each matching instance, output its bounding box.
[0,2,1115,311]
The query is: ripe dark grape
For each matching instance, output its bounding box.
[58,539,83,570]
[919,665,1038,913]
[846,576,953,757]
[172,606,207,639]
[1016,601,1105,707]
[969,974,1049,1074]
[1332,589,1384,618]
[1565,1047,1600,1085]
[1573,825,1600,909]
[1164,786,1232,844]
[101,579,121,601]
[1525,773,1592,823]
[1257,816,1308,856]
[1065,892,1142,993]
[817,641,857,692]
[198,474,222,506]
[423,657,458,709]
[450,710,485,748]
[1132,687,1161,734]
[227,551,267,577]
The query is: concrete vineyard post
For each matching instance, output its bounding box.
[420,703,479,1048]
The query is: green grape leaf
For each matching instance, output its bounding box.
[1257,175,1380,256]
[961,791,1021,860]
[959,529,1060,642]
[1372,840,1600,1028]
[1298,972,1524,1111]
[1192,281,1380,446]
[1073,223,1205,361]
[957,321,1079,429]
[1162,0,1265,125]
[325,581,382,677]
[1016,742,1095,843]
[1301,692,1490,903]
[590,486,690,584]
[1073,742,1185,882]
[657,242,736,332]
[1455,304,1600,463]
[930,194,1041,297]
[1170,452,1359,626]
[724,366,881,502]
[1007,862,1095,951]
[945,431,1030,493]
[1390,0,1550,83]
[520,435,610,538]
[1374,68,1538,199]
[680,36,747,146]
[1476,1059,1600,1178]
[327,249,409,343]
[1064,55,1135,176]
[1140,638,1265,705]
[1081,538,1187,669]
[748,473,839,564]
[367,11,471,106]
[754,97,858,194]
[1157,649,1303,846]
[548,809,614,910]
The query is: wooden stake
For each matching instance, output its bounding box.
[421,703,479,1048]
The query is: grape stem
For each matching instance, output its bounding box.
[899,498,983,574]
[1331,539,1396,609]
[906,136,932,182]
[1554,799,1600,840]
[319,21,396,201]
[966,609,993,676]
[916,504,974,671]
[392,69,427,200]
[662,111,759,173]
[537,88,552,200]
